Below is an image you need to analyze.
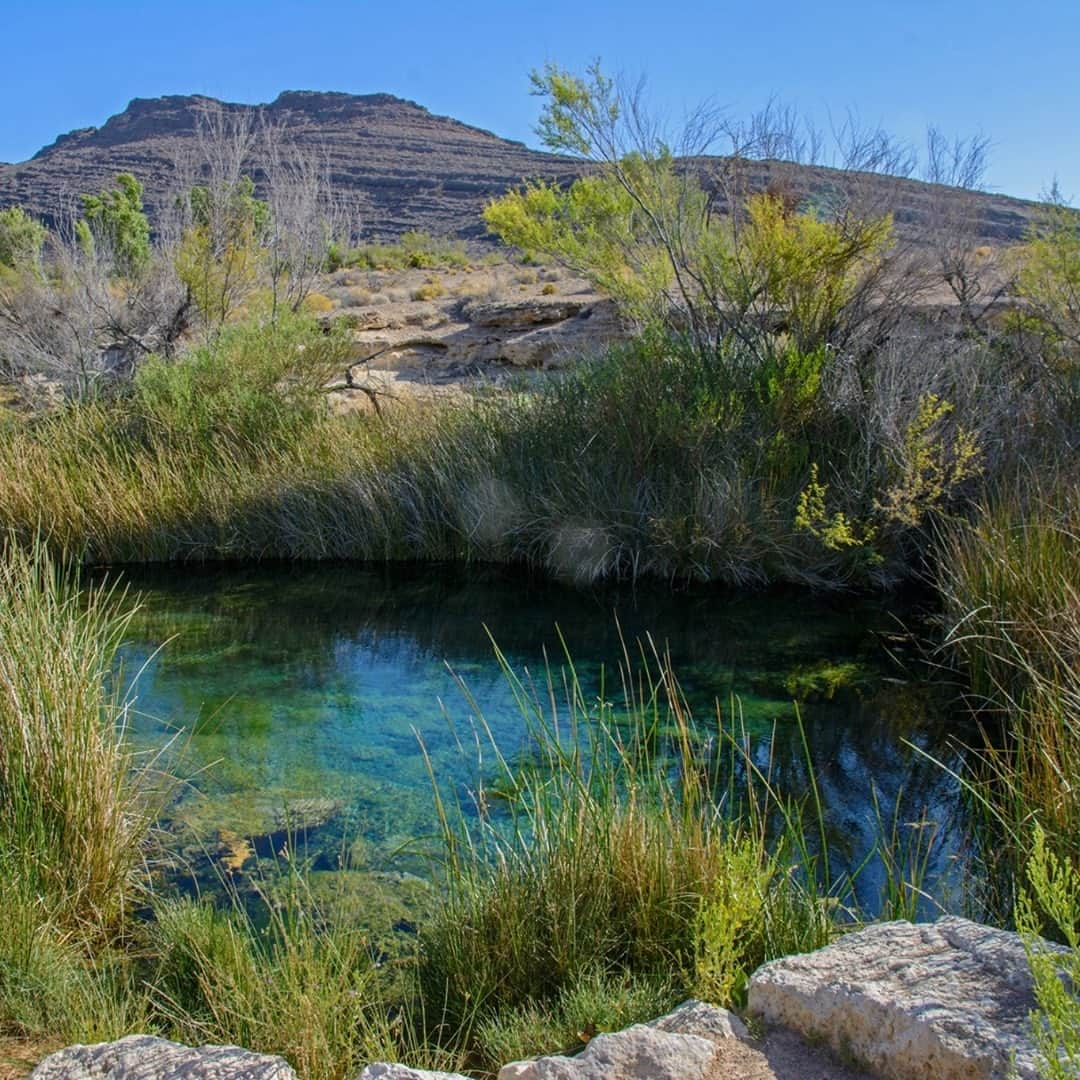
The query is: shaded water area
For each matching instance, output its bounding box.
[109,563,978,931]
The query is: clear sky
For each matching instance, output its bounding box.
[1,0,1075,202]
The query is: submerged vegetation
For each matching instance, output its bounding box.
[0,61,1077,1076]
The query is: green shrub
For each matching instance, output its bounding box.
[411,280,446,302]
[131,313,351,452]
[1016,826,1080,1077]
[1013,197,1080,354]
[485,64,894,355]
[0,206,47,270]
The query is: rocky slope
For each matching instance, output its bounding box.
[0,90,1040,244]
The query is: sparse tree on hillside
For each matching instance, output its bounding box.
[920,127,1009,330]
[77,173,152,279]
[170,102,353,332]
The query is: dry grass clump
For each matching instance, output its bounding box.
[411,279,447,302]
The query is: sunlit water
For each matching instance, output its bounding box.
[108,564,975,922]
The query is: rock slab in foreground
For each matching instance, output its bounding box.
[748,915,1051,1080]
[498,1000,743,1079]
[29,1035,296,1079]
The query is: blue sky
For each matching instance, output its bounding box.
[1,0,1074,201]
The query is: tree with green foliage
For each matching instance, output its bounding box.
[0,206,47,271]
[485,63,895,357]
[1013,192,1080,356]
[176,174,270,331]
[78,173,151,278]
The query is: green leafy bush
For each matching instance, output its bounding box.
[0,206,47,270]
[1016,826,1080,1078]
[78,173,151,278]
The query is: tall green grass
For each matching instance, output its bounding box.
[417,639,938,1072]
[149,872,444,1080]
[0,317,1031,588]
[0,541,166,1044]
[0,541,158,937]
[937,477,1080,880]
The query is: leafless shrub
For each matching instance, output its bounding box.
[920,128,1011,328]
[0,215,188,399]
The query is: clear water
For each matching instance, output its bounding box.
[109,563,973,919]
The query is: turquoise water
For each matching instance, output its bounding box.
[110,564,971,916]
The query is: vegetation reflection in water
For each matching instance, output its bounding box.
[110,563,971,919]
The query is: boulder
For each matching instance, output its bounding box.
[496,1024,719,1080]
[358,1065,470,1080]
[648,997,749,1041]
[747,915,1058,1079]
[30,1035,296,1079]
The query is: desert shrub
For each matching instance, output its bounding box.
[303,292,335,314]
[343,232,469,272]
[1013,196,1080,354]
[131,313,350,451]
[177,176,270,331]
[485,65,898,357]
[411,280,446,302]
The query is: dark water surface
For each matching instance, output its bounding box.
[109,563,974,916]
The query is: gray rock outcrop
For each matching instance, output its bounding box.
[747,915,1056,1079]
[29,1035,296,1079]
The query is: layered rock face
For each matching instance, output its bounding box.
[0,91,1038,245]
[0,91,578,241]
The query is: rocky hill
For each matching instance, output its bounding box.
[0,90,1040,244]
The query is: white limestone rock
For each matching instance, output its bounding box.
[747,915,1060,1079]
[358,1065,471,1080]
[29,1035,296,1079]
[496,1024,719,1079]
[648,997,749,1041]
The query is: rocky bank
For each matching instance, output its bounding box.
[29,916,1069,1079]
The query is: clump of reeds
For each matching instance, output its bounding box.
[0,539,156,937]
[937,475,1080,875]
[416,637,937,1071]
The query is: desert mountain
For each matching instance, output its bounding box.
[0,90,1038,244]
